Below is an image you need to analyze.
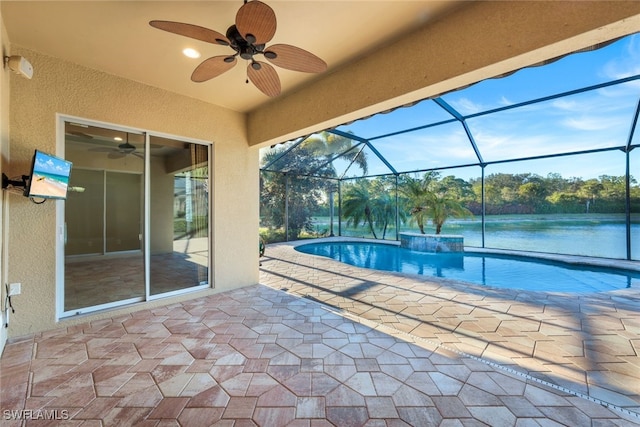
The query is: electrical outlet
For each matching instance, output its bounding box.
[9,283,21,296]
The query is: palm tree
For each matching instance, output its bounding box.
[342,181,378,239]
[399,172,438,234]
[400,172,473,234]
[371,192,396,239]
[425,192,473,234]
[370,177,405,239]
[259,132,369,241]
[303,131,368,176]
[304,131,368,236]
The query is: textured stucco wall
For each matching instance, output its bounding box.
[0,5,10,353]
[5,47,258,337]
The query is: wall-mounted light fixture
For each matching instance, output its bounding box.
[4,55,33,79]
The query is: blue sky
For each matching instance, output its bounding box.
[262,33,640,182]
[330,33,640,181]
[34,151,72,177]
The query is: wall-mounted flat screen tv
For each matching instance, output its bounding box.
[25,150,73,200]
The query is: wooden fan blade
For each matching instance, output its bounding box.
[236,1,276,45]
[247,62,281,97]
[191,56,237,82]
[88,147,114,153]
[149,20,229,45]
[108,152,126,159]
[265,44,327,73]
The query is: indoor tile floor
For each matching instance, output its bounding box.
[1,238,639,426]
[65,250,208,311]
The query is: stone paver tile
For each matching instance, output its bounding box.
[221,396,258,419]
[326,406,369,427]
[245,373,279,397]
[102,406,153,426]
[370,372,403,396]
[178,407,224,426]
[396,406,443,426]
[344,372,377,396]
[429,372,464,396]
[325,384,367,407]
[73,397,121,420]
[146,397,190,419]
[311,372,341,396]
[467,405,517,427]
[587,384,640,408]
[256,384,297,407]
[391,384,434,407]
[499,395,544,417]
[523,384,571,407]
[118,384,164,407]
[220,372,254,396]
[365,396,399,418]
[188,384,231,408]
[253,407,296,426]
[432,396,472,418]
[157,373,195,397]
[297,396,326,418]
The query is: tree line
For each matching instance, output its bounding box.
[260,132,639,241]
[430,171,638,215]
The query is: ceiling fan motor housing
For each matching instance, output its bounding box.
[226,25,269,61]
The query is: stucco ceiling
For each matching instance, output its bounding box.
[1,1,462,113]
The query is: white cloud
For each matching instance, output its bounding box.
[449,97,484,115]
[551,99,580,112]
[602,34,640,79]
[561,115,625,132]
[498,96,514,107]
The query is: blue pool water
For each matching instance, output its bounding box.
[295,241,640,293]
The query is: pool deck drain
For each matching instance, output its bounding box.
[260,238,640,416]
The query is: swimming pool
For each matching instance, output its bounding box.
[295,241,640,293]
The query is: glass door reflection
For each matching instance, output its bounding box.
[64,124,145,312]
[149,136,209,295]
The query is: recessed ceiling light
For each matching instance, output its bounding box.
[114,137,123,141]
[183,48,201,59]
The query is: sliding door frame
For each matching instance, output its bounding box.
[56,114,213,320]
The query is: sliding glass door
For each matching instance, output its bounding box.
[149,137,209,296]
[62,119,210,315]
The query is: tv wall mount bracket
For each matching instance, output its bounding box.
[1,173,28,194]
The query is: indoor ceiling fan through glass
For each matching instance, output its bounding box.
[150,0,327,97]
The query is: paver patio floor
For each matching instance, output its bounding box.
[259,238,640,419]
[0,237,638,425]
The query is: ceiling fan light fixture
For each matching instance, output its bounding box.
[264,50,277,59]
[182,48,201,58]
[224,56,236,63]
[251,61,261,70]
